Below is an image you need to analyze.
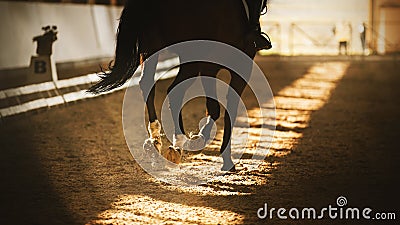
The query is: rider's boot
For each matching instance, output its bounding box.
[245,0,272,50]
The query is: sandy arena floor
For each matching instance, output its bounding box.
[0,56,399,224]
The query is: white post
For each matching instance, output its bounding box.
[50,55,58,82]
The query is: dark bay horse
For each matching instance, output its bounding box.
[89,0,258,171]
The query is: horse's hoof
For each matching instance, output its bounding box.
[148,120,162,152]
[173,134,188,150]
[164,146,182,164]
[143,137,162,153]
[184,134,206,151]
[143,138,155,151]
[221,163,236,172]
[153,137,162,152]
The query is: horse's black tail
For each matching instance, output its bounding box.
[88,0,142,94]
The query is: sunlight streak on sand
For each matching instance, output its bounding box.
[88,195,243,225]
[163,62,351,193]
[88,62,349,224]
[268,62,349,158]
[186,61,350,186]
[173,62,351,190]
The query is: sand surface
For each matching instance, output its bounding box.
[1,56,399,224]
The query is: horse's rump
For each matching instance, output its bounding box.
[88,0,251,93]
[142,0,250,54]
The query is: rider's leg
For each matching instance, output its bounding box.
[245,0,272,50]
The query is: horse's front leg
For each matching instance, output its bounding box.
[184,70,220,151]
[220,73,247,171]
[139,53,162,153]
[165,64,200,162]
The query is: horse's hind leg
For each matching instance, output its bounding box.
[201,67,221,138]
[167,64,197,135]
[165,63,199,161]
[139,53,162,153]
[184,64,220,151]
[220,72,248,171]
